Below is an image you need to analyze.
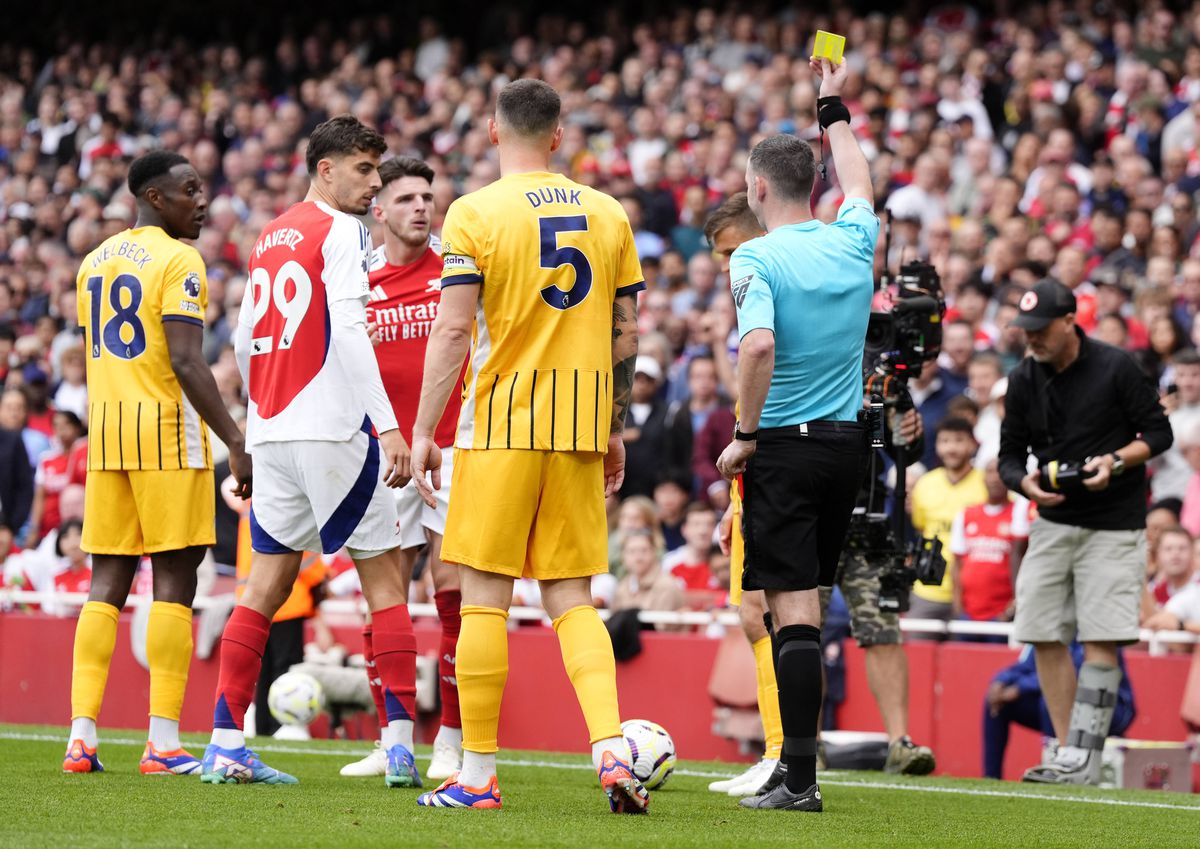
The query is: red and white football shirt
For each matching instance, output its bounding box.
[367,238,462,447]
[54,565,92,595]
[242,201,374,448]
[949,499,1030,621]
[35,450,73,537]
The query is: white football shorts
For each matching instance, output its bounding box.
[249,419,401,556]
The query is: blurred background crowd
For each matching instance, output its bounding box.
[0,1,1199,644]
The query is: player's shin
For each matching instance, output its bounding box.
[210,605,271,749]
[370,604,418,752]
[775,624,824,793]
[753,636,784,761]
[69,601,121,746]
[552,605,626,768]
[456,605,509,785]
[147,601,193,750]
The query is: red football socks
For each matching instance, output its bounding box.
[434,589,463,729]
[361,626,388,726]
[370,604,417,722]
[213,606,270,730]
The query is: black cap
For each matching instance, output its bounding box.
[1011,278,1077,331]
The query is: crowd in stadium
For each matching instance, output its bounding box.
[0,2,1199,644]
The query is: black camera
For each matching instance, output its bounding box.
[1039,460,1098,492]
[846,513,947,614]
[863,260,946,377]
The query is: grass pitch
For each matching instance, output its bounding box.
[1,724,1197,848]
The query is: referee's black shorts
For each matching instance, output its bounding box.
[740,421,867,592]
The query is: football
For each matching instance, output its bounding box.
[621,718,677,790]
[267,672,326,727]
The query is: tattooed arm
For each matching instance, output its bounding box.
[604,293,639,496]
[610,293,639,433]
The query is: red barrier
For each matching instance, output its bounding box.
[0,612,1190,780]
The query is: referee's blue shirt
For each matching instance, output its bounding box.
[730,196,879,428]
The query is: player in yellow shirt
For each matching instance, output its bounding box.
[910,417,987,622]
[63,151,251,776]
[410,79,647,812]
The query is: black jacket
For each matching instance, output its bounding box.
[0,428,33,533]
[620,397,692,499]
[999,329,1173,530]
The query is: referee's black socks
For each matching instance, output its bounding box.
[775,623,823,792]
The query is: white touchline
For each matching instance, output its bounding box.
[8,731,1197,812]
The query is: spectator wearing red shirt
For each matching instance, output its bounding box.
[662,503,721,609]
[44,519,90,617]
[27,410,86,546]
[949,460,1030,638]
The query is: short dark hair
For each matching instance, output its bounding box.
[1174,348,1200,368]
[685,353,715,379]
[496,79,561,138]
[958,278,993,300]
[53,409,84,432]
[936,415,977,438]
[379,156,435,188]
[128,150,189,197]
[703,192,762,244]
[305,115,387,176]
[747,134,815,204]
[1149,497,1183,520]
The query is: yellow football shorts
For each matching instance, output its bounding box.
[82,469,215,555]
[442,448,608,580]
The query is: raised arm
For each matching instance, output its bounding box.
[811,58,872,204]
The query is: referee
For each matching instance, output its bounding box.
[717,57,877,812]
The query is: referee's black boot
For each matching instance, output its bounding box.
[754,760,787,796]
[738,782,822,811]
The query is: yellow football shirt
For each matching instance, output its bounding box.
[76,226,212,471]
[909,466,987,604]
[441,171,644,452]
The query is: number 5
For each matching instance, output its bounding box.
[539,215,592,311]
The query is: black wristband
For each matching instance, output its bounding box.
[734,425,758,442]
[817,95,851,129]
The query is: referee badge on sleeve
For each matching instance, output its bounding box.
[731,274,752,308]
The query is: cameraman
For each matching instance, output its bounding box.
[822,386,936,776]
[999,278,1172,785]
[716,57,874,812]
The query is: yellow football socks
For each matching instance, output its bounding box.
[70,601,120,720]
[147,601,194,722]
[553,605,622,744]
[753,636,784,760]
[458,605,510,754]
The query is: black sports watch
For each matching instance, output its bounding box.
[1109,453,1125,476]
[734,424,758,442]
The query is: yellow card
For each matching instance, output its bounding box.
[811,30,846,64]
